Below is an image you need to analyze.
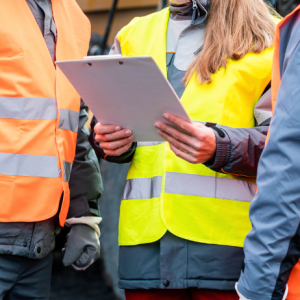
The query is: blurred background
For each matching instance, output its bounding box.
[50,0,300,299]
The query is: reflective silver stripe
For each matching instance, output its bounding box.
[59,109,79,133]
[122,176,163,200]
[0,153,61,178]
[63,161,73,182]
[165,172,256,202]
[137,142,164,147]
[0,97,57,120]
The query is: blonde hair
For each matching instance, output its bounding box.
[184,0,277,85]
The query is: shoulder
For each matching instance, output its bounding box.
[119,8,169,36]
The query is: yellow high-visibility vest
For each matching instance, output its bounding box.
[118,8,274,247]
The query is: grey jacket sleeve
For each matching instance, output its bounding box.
[237,13,300,300]
[204,89,271,177]
[68,100,104,218]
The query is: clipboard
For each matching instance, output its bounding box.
[56,55,191,142]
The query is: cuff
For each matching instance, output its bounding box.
[204,126,231,169]
[235,283,250,300]
[237,282,288,300]
[65,216,102,238]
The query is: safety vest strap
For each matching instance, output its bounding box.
[122,173,256,202]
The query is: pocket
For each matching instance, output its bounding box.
[0,222,26,237]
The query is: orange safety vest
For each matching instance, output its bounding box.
[270,5,300,299]
[0,1,90,226]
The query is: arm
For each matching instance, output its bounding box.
[237,16,300,300]
[204,88,272,177]
[68,100,103,218]
[62,100,103,271]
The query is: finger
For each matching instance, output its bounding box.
[100,135,134,150]
[103,142,133,156]
[157,130,197,157]
[169,143,197,164]
[95,128,132,143]
[94,123,122,135]
[163,113,204,136]
[155,122,195,146]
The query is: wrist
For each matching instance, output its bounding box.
[65,216,102,238]
[204,125,231,169]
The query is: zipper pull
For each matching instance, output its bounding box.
[191,0,197,25]
[192,0,197,9]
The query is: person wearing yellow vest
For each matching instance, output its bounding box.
[90,0,278,299]
[0,1,103,299]
[237,5,300,300]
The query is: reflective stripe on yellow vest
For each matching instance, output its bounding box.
[0,0,91,226]
[118,8,274,247]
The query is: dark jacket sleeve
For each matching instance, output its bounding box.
[67,101,104,218]
[204,84,272,177]
[88,116,136,164]
[237,13,300,300]
[204,120,270,177]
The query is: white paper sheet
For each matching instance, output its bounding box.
[56,56,191,141]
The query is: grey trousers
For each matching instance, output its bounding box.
[0,253,53,300]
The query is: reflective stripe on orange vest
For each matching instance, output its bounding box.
[0,0,91,225]
[269,5,300,299]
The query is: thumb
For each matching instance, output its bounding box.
[62,232,83,266]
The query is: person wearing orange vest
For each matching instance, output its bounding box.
[236,5,300,300]
[0,1,103,299]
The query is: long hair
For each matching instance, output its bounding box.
[183,0,277,85]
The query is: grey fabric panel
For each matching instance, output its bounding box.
[26,0,56,61]
[118,231,241,290]
[59,109,79,132]
[167,55,186,99]
[254,89,272,125]
[0,153,60,178]
[0,217,58,259]
[63,161,73,182]
[238,12,300,300]
[174,25,205,71]
[165,172,256,202]
[160,231,187,289]
[119,240,160,281]
[0,253,53,299]
[136,142,164,147]
[122,176,163,200]
[0,97,57,120]
[166,18,190,54]
[166,53,174,67]
[188,241,244,281]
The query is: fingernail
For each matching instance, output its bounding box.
[125,130,131,135]
[128,135,134,140]
[163,113,169,119]
[155,123,160,128]
[157,130,162,135]
[115,126,121,131]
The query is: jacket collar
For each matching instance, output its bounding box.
[169,0,210,25]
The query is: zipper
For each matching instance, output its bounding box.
[191,0,198,25]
